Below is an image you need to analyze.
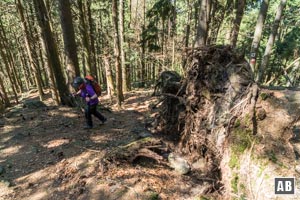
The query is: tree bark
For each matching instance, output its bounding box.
[87,0,97,79]
[112,0,124,107]
[33,0,70,105]
[103,55,115,98]
[140,0,146,86]
[58,0,80,91]
[250,0,269,75]
[259,0,287,83]
[0,65,11,107]
[182,0,192,68]
[194,0,211,47]
[38,30,60,104]
[17,40,32,89]
[0,45,19,104]
[78,0,95,76]
[119,0,128,92]
[27,1,46,88]
[15,0,44,100]
[17,50,30,91]
[230,0,246,48]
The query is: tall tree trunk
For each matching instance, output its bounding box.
[38,30,60,104]
[182,0,192,68]
[0,72,10,107]
[7,48,23,93]
[112,0,124,108]
[17,40,32,88]
[224,0,234,43]
[78,0,94,76]
[230,0,246,47]
[103,55,115,98]
[0,45,19,104]
[3,35,22,93]
[194,0,211,47]
[27,1,46,88]
[58,0,80,91]
[15,0,44,100]
[119,0,128,92]
[87,0,97,79]
[259,0,287,83]
[140,0,146,86]
[0,21,19,104]
[17,49,30,91]
[250,0,269,75]
[96,14,105,85]
[33,0,70,105]
[171,0,177,70]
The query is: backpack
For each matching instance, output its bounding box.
[85,75,102,96]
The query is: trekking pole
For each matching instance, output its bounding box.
[69,94,85,113]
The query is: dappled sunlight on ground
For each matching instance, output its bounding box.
[0,145,23,157]
[0,89,210,200]
[42,139,70,149]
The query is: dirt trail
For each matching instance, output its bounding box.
[0,90,209,200]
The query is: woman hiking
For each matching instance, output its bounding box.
[72,76,107,129]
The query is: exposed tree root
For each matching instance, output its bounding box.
[102,137,169,167]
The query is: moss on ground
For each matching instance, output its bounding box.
[260,92,270,101]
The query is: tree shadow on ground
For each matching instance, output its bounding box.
[0,91,152,199]
[0,90,214,200]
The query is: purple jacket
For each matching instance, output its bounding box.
[80,84,99,105]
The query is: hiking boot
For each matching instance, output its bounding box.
[101,118,107,124]
[83,125,93,129]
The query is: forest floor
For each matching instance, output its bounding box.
[0,89,209,200]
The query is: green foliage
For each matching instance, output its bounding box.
[141,22,160,52]
[1,0,300,99]
[148,191,159,200]
[231,173,239,193]
[147,0,175,21]
[279,3,300,54]
[142,0,176,52]
[267,150,277,163]
[235,0,300,85]
[229,154,240,169]
[260,92,270,100]
[276,26,300,60]
[231,127,253,153]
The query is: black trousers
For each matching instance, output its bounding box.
[85,104,106,127]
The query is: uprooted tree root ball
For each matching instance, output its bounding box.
[153,45,261,196]
[100,46,300,199]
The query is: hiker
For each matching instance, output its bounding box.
[72,76,107,129]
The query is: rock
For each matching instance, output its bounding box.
[295,165,300,174]
[138,131,153,138]
[257,108,266,120]
[12,133,27,141]
[4,107,22,118]
[292,127,300,142]
[168,153,190,175]
[291,143,300,158]
[191,158,206,172]
[0,166,5,175]
[131,126,144,133]
[23,99,47,109]
[1,180,11,187]
[31,145,40,153]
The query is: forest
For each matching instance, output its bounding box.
[0,0,300,199]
